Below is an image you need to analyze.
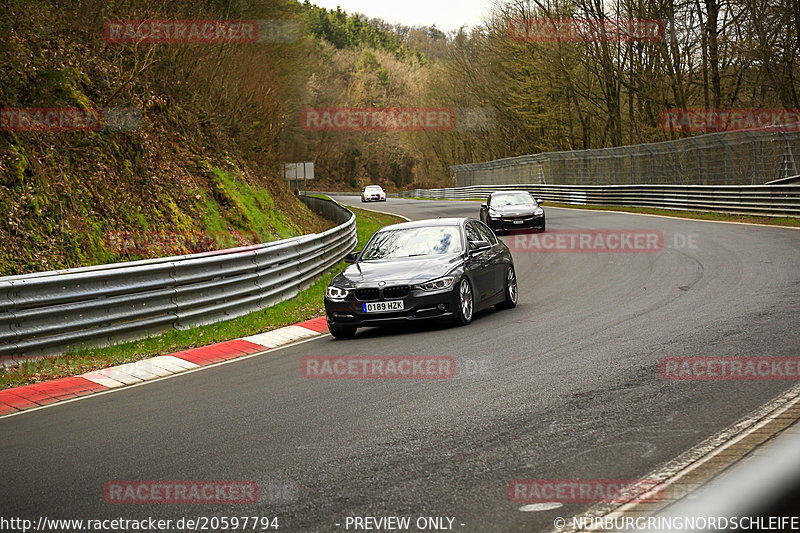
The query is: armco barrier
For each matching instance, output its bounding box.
[0,195,356,358]
[398,183,800,218]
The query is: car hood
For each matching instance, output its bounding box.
[490,205,539,216]
[333,254,461,287]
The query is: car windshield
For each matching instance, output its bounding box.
[365,186,382,192]
[490,193,537,207]
[360,226,462,260]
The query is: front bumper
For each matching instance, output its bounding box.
[325,288,458,328]
[362,195,385,202]
[488,214,545,231]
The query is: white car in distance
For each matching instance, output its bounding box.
[361,185,387,202]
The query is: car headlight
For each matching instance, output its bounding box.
[326,286,349,299]
[416,276,455,291]
[534,208,544,215]
[488,209,501,219]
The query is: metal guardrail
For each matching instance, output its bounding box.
[398,183,800,218]
[311,190,360,197]
[766,175,800,185]
[0,195,357,358]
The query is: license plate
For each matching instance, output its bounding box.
[363,301,404,313]
[513,220,524,224]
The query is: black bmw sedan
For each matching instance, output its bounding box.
[479,190,545,233]
[324,218,517,338]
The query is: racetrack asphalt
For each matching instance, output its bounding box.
[1,198,798,532]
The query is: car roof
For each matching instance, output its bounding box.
[489,190,532,196]
[377,217,469,231]
[364,185,383,189]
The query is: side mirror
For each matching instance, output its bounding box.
[536,198,544,204]
[344,251,360,263]
[469,240,491,252]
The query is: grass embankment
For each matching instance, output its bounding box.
[0,203,404,390]
[403,197,800,227]
[1,0,319,275]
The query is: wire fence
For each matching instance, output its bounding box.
[452,127,800,187]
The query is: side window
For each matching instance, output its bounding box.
[475,221,498,245]
[465,222,483,246]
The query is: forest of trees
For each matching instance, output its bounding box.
[1,0,796,272]
[286,0,799,190]
[4,0,795,196]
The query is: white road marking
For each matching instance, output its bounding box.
[556,383,800,532]
[535,205,800,230]
[0,335,328,419]
[81,374,126,388]
[519,503,564,512]
[242,325,318,348]
[143,355,198,374]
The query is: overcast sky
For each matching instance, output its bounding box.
[308,0,493,32]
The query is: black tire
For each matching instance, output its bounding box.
[496,264,518,310]
[452,278,474,326]
[329,324,356,339]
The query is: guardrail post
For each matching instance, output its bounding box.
[688,137,704,184]
[0,281,17,352]
[778,131,799,180]
[642,144,656,183]
[666,143,681,183]
[715,134,731,185]
[579,153,586,185]
[754,139,759,183]
[742,130,759,183]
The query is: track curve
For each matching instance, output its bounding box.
[1,198,798,532]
